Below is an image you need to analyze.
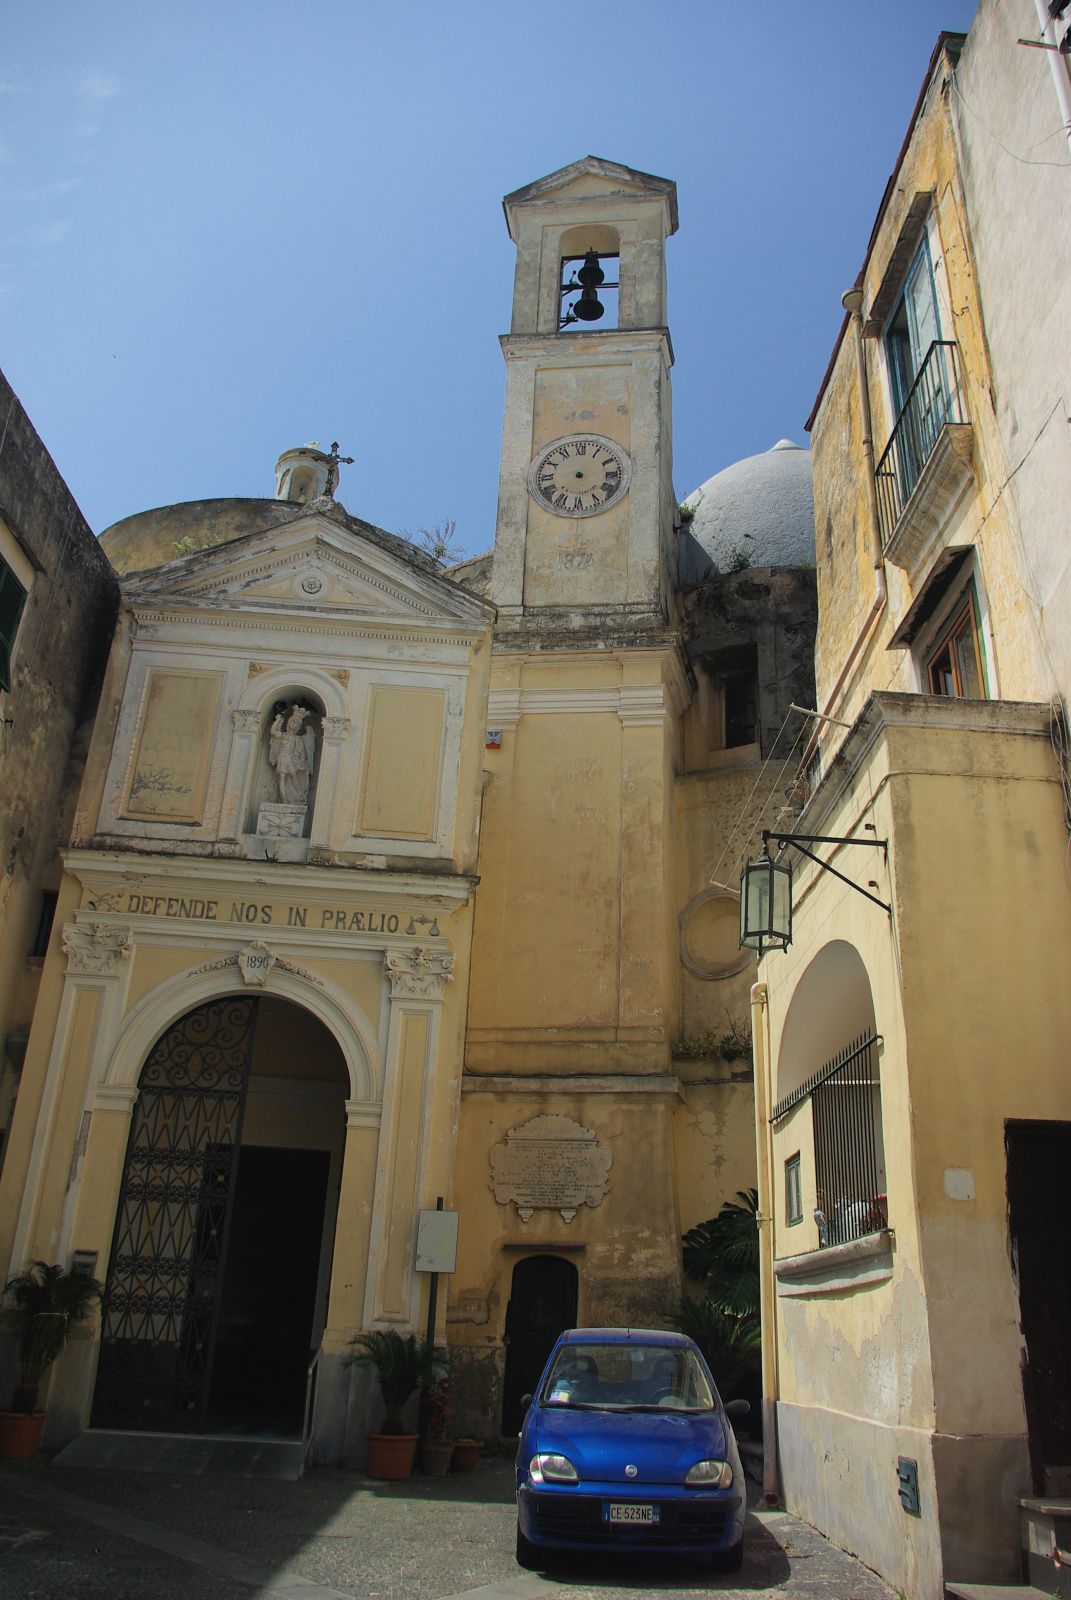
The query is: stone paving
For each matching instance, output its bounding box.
[0,1454,897,1600]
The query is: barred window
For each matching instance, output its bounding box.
[773,1033,887,1248]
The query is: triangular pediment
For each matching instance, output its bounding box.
[122,511,495,631]
[503,156,678,237]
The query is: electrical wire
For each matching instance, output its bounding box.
[951,74,1071,167]
[706,706,809,889]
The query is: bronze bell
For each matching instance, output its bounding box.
[577,249,605,289]
[571,249,605,321]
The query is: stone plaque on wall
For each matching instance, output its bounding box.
[490,1114,612,1222]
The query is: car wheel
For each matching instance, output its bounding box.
[516,1523,540,1570]
[711,1537,744,1573]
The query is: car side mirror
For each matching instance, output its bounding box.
[724,1398,750,1421]
[520,1393,533,1411]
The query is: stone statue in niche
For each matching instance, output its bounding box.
[256,702,317,840]
[268,704,315,805]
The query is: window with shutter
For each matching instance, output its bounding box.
[0,557,28,693]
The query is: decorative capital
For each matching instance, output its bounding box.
[63,922,132,977]
[384,944,454,1000]
[232,708,261,735]
[321,715,352,741]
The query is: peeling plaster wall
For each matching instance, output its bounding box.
[449,1086,682,1439]
[763,696,1068,1597]
[0,370,118,1168]
[951,0,1071,715]
[807,41,1049,772]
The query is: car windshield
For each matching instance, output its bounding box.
[540,1342,717,1412]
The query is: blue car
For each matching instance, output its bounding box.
[515,1327,748,1572]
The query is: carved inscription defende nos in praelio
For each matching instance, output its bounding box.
[490,1114,612,1222]
[84,890,442,938]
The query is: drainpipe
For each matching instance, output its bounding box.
[750,978,780,1505]
[799,287,887,779]
[1032,0,1071,158]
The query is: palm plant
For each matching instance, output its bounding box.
[348,1330,448,1435]
[6,1261,103,1413]
[681,1188,760,1318]
[671,1189,761,1413]
[671,1298,761,1399]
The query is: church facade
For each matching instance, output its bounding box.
[0,159,817,1465]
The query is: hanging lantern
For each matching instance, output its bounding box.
[739,841,793,953]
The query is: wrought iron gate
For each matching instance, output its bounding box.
[91,997,259,1431]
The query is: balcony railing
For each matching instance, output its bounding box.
[875,340,966,547]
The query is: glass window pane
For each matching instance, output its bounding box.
[953,618,983,698]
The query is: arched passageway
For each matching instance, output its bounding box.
[92,994,348,1436]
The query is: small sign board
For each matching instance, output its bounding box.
[415,1209,459,1274]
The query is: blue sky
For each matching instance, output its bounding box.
[2,2,979,556]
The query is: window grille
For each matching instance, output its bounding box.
[772,1032,886,1247]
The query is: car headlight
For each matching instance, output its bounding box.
[685,1459,733,1488]
[529,1453,579,1484]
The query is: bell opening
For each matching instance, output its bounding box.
[559,250,619,332]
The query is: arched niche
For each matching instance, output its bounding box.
[245,686,326,837]
[777,939,877,1104]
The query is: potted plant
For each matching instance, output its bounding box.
[419,1373,455,1475]
[349,1330,447,1480]
[450,1435,485,1472]
[0,1260,103,1459]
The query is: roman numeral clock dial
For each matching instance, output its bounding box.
[527,434,632,517]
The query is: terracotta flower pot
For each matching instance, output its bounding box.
[366,1432,418,1480]
[0,1410,46,1460]
[450,1438,484,1473]
[420,1437,454,1476]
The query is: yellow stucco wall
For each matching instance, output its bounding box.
[760,695,1069,1594]
[808,53,1047,758]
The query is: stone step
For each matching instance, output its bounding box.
[946,1585,1057,1600]
[1021,1495,1071,1596]
[50,1428,307,1480]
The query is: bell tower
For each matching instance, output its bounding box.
[462,158,689,1355]
[490,156,678,632]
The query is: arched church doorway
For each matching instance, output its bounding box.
[91,993,348,1437]
[501,1255,578,1436]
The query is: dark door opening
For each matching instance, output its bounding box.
[92,997,260,1433]
[1007,1120,1071,1494]
[207,1146,330,1436]
[501,1255,578,1437]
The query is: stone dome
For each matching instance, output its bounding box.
[678,439,814,586]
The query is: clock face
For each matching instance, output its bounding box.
[528,434,632,518]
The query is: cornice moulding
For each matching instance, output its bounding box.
[462,1072,682,1099]
[63,848,478,905]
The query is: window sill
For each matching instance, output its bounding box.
[774,1229,894,1297]
[883,423,974,574]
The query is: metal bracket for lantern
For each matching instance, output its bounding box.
[740,828,890,954]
